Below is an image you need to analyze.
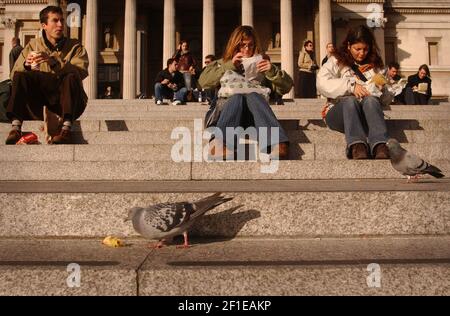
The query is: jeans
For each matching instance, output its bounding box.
[214,93,289,152]
[325,96,389,158]
[182,72,192,91]
[404,86,430,105]
[154,83,187,102]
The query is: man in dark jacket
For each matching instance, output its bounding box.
[154,58,187,105]
[9,37,23,72]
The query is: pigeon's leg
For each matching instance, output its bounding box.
[176,232,192,249]
[148,239,167,249]
[412,174,421,182]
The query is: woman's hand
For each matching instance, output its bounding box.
[257,59,272,73]
[353,83,371,99]
[232,52,245,69]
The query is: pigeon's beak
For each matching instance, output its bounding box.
[123,218,130,223]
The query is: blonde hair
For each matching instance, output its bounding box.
[223,25,262,62]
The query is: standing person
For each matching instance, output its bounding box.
[154,58,187,105]
[199,25,293,160]
[317,25,390,160]
[9,37,24,72]
[321,42,335,66]
[297,40,318,98]
[173,40,197,93]
[5,5,89,145]
[404,64,432,105]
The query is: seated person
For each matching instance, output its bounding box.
[154,58,187,105]
[5,5,89,145]
[382,61,405,104]
[317,25,390,160]
[404,64,432,105]
[199,25,293,160]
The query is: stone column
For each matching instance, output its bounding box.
[203,0,215,62]
[373,28,386,63]
[163,0,176,68]
[241,0,253,27]
[280,0,294,98]
[47,0,59,6]
[83,0,98,99]
[123,0,137,99]
[1,17,16,81]
[319,0,332,64]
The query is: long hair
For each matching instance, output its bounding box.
[334,25,384,69]
[223,25,262,62]
[418,64,431,77]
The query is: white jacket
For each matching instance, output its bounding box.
[316,56,355,100]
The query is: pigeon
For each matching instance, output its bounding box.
[386,138,445,182]
[124,193,233,248]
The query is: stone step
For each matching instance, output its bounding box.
[0,143,449,162]
[0,160,449,181]
[0,180,448,238]
[2,119,449,133]
[0,237,448,295]
[78,110,450,121]
[2,130,450,146]
[81,102,450,113]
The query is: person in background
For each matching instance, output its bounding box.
[197,54,217,104]
[404,64,432,105]
[9,37,24,72]
[321,42,335,66]
[173,40,197,95]
[297,40,318,98]
[317,25,390,160]
[154,58,187,105]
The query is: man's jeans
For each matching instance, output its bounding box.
[325,96,389,157]
[154,83,187,102]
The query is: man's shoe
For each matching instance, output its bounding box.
[51,129,72,145]
[5,129,22,145]
[172,100,183,106]
[351,143,369,159]
[373,143,390,159]
[270,142,289,160]
[156,100,163,105]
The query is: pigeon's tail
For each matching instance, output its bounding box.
[192,193,233,219]
[424,164,445,178]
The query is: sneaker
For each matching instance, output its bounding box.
[351,143,369,160]
[50,129,72,145]
[5,129,22,145]
[373,143,390,159]
[172,100,183,106]
[270,142,289,160]
[156,100,163,105]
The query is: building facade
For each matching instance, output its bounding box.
[1,0,450,99]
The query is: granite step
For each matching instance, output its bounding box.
[0,237,448,295]
[0,180,448,238]
[0,143,449,162]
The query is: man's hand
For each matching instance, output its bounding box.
[257,59,272,73]
[33,52,51,65]
[161,79,170,85]
[353,83,371,99]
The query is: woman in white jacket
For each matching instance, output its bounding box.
[317,25,390,160]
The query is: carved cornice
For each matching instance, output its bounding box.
[333,0,385,3]
[386,8,450,14]
[2,0,47,4]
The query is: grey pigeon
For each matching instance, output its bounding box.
[386,138,445,182]
[124,193,232,248]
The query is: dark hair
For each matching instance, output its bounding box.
[40,6,63,24]
[334,25,384,69]
[205,54,216,61]
[166,58,176,68]
[418,64,431,77]
[304,40,313,48]
[388,61,400,70]
[12,37,20,45]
